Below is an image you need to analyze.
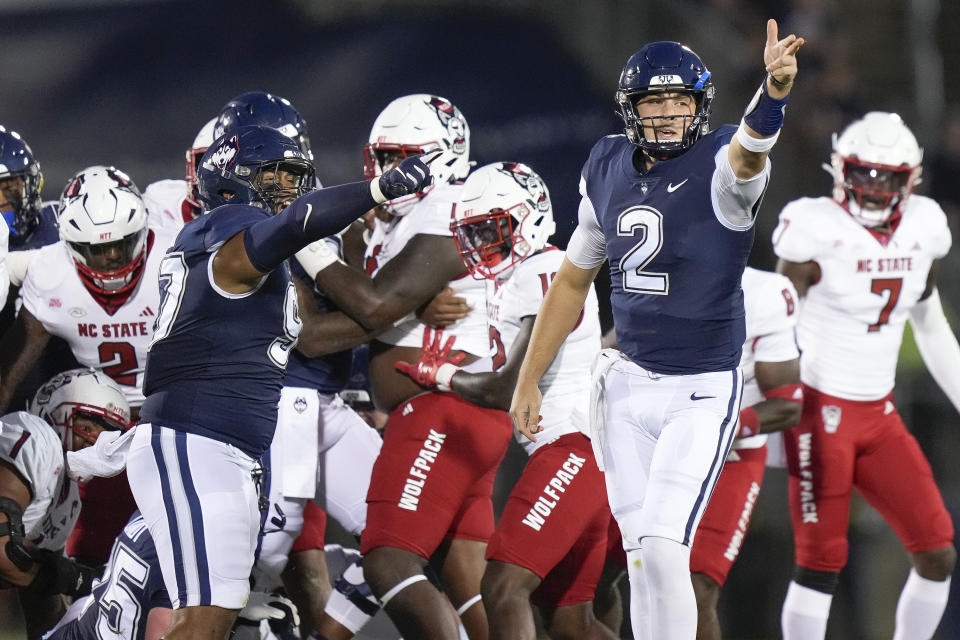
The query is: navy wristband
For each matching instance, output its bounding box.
[742,80,790,136]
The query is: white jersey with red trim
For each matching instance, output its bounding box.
[363,182,490,358]
[735,267,801,451]
[0,411,80,551]
[773,195,950,400]
[19,230,177,407]
[143,179,194,236]
[490,247,601,455]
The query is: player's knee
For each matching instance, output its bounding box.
[360,546,425,597]
[912,545,957,581]
[793,566,840,595]
[481,560,538,609]
[544,603,610,640]
[691,571,721,610]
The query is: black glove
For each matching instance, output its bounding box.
[27,549,99,598]
[377,152,436,200]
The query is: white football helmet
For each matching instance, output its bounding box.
[364,94,470,212]
[451,162,555,280]
[186,117,217,210]
[28,368,132,451]
[828,111,923,227]
[58,165,149,296]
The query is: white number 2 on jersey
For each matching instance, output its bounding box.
[617,206,668,295]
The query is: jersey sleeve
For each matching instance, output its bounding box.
[507,251,563,319]
[923,197,952,258]
[710,137,770,231]
[201,205,269,251]
[0,412,62,498]
[772,198,821,263]
[565,178,607,269]
[752,326,799,363]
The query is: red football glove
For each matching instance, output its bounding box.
[395,326,467,391]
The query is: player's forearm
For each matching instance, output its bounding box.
[313,262,407,331]
[450,370,516,411]
[296,310,380,358]
[243,181,376,274]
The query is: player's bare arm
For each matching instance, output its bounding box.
[752,358,802,434]
[0,308,51,413]
[292,276,380,358]
[313,232,467,331]
[776,258,820,297]
[729,18,804,179]
[449,317,535,411]
[511,258,600,441]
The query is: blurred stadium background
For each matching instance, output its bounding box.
[2,0,960,638]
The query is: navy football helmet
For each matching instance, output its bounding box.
[214,91,313,160]
[197,124,315,214]
[0,125,44,237]
[615,42,715,159]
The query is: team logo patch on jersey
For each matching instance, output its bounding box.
[49,298,62,308]
[294,396,308,414]
[68,307,86,318]
[821,405,842,434]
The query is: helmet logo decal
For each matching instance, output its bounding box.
[206,134,240,170]
[650,74,683,86]
[498,162,550,213]
[427,97,467,155]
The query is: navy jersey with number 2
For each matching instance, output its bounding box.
[141,204,302,458]
[579,126,765,374]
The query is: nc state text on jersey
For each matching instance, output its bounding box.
[856,256,914,273]
[76,321,151,338]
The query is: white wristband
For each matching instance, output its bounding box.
[736,120,780,153]
[294,240,342,280]
[369,178,387,204]
[435,362,461,392]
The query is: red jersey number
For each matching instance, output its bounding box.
[868,278,903,332]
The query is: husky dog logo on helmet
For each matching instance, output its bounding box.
[205,134,240,171]
[498,162,550,214]
[427,96,468,156]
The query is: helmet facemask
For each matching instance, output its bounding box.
[0,161,43,238]
[452,210,517,280]
[67,228,149,295]
[616,87,713,160]
[247,158,315,214]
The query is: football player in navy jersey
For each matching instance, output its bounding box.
[0,125,75,411]
[510,19,803,640]
[126,124,432,640]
